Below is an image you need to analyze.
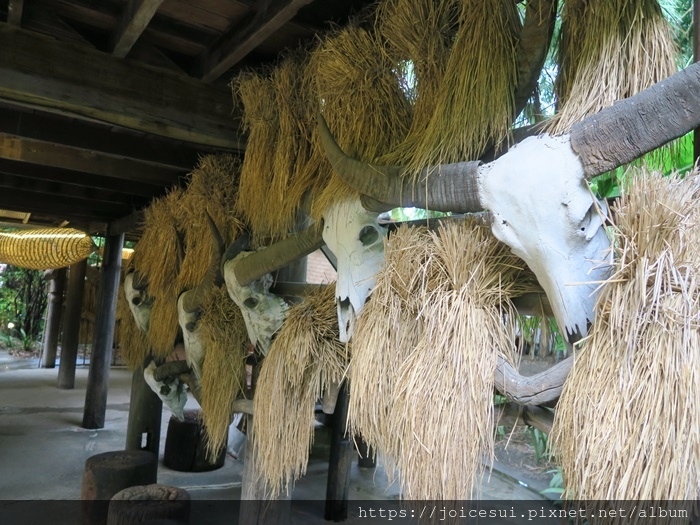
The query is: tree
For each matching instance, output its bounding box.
[0,265,48,349]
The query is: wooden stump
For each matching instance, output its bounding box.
[81,450,158,525]
[163,409,226,472]
[107,484,190,525]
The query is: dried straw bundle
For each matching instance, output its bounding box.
[548,0,677,134]
[402,0,520,177]
[309,24,413,220]
[198,286,249,461]
[551,170,700,509]
[350,219,539,499]
[233,71,280,243]
[133,188,185,357]
[375,0,459,164]
[252,285,348,497]
[177,154,244,291]
[271,52,320,236]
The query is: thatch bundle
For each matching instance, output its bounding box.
[233,71,280,243]
[397,0,520,176]
[132,188,185,357]
[309,24,413,220]
[252,285,348,497]
[548,0,677,134]
[176,154,244,291]
[375,0,458,164]
[551,170,700,509]
[350,219,540,499]
[198,286,249,460]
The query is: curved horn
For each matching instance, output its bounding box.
[231,224,324,287]
[571,61,700,178]
[318,113,483,213]
[181,213,226,313]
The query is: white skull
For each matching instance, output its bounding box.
[223,252,289,354]
[322,197,388,342]
[176,291,206,380]
[143,361,187,421]
[478,134,612,341]
[124,272,153,334]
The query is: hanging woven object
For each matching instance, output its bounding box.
[0,228,96,270]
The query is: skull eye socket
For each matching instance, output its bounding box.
[244,297,259,309]
[131,297,142,306]
[359,225,379,246]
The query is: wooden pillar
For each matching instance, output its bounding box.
[125,359,163,456]
[694,0,700,162]
[324,381,354,521]
[240,415,290,525]
[83,233,124,429]
[57,259,87,389]
[40,267,66,369]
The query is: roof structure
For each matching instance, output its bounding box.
[0,0,371,235]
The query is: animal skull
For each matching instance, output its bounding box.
[176,291,206,380]
[224,251,289,354]
[322,197,388,342]
[143,360,187,420]
[478,135,611,341]
[123,271,153,333]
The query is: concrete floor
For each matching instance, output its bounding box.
[0,352,552,524]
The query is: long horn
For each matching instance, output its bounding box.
[231,224,324,287]
[318,113,482,213]
[571,61,700,178]
[181,212,226,313]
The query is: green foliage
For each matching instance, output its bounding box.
[540,467,566,499]
[0,265,48,348]
[529,427,549,463]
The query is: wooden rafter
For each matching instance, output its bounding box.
[0,106,210,170]
[0,25,243,149]
[0,134,181,185]
[7,0,25,26]
[111,0,165,58]
[0,159,166,198]
[197,0,314,82]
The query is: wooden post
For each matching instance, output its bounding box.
[57,259,87,389]
[694,0,700,162]
[40,267,66,368]
[239,415,290,525]
[125,359,163,456]
[324,381,355,521]
[83,233,124,429]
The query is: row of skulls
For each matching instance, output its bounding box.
[125,61,700,418]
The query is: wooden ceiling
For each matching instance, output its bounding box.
[0,0,370,236]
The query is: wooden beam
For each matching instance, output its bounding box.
[58,259,87,389]
[7,0,25,26]
[108,210,145,236]
[111,0,165,58]
[0,172,150,205]
[0,105,211,170]
[0,25,244,149]
[197,0,314,82]
[0,191,127,221]
[0,134,181,184]
[0,158,166,197]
